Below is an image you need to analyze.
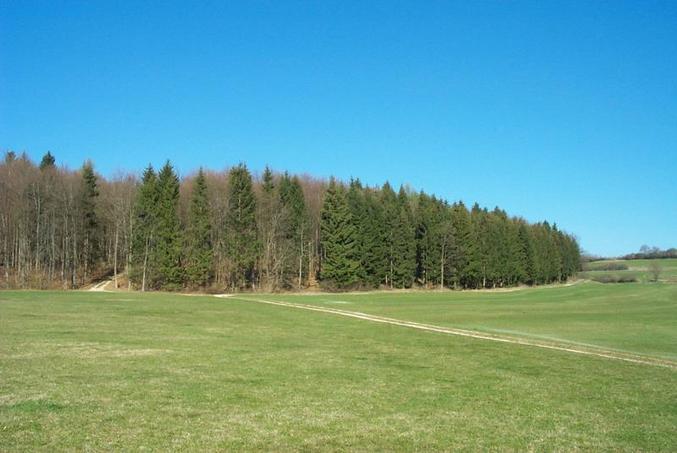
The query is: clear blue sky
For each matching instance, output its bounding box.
[1,1,675,257]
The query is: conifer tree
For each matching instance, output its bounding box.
[361,189,387,287]
[466,203,488,288]
[39,151,56,170]
[391,187,416,288]
[517,222,535,284]
[346,179,368,284]
[225,164,259,289]
[132,165,159,291]
[437,202,455,288]
[258,165,279,288]
[380,182,399,287]
[279,173,309,289]
[320,179,361,289]
[79,161,99,282]
[186,169,213,288]
[450,202,471,288]
[154,161,183,289]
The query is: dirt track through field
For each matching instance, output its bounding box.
[226,296,677,369]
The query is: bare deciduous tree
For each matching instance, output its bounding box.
[648,260,662,282]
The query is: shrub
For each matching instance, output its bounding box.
[583,261,629,271]
[590,274,637,284]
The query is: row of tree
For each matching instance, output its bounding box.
[0,151,580,291]
[622,246,677,261]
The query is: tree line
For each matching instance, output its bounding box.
[0,151,580,291]
[622,246,677,261]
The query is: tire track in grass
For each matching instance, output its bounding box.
[222,295,677,369]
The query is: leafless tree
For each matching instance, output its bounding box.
[648,260,662,282]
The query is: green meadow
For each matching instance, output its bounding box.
[1,282,676,451]
[579,258,677,283]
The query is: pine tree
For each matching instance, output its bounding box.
[466,203,488,288]
[258,165,279,289]
[79,161,99,282]
[39,151,56,170]
[450,202,471,288]
[391,187,416,288]
[154,161,183,289]
[186,169,213,288]
[415,193,446,287]
[381,182,399,287]
[225,164,259,289]
[132,165,159,291]
[320,179,361,289]
[279,173,309,289]
[517,222,535,285]
[361,188,387,287]
[346,179,368,285]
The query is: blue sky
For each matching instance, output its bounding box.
[1,1,675,256]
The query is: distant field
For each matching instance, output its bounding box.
[579,258,677,283]
[1,284,676,451]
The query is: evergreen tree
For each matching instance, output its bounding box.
[391,187,417,288]
[154,161,183,289]
[517,222,535,285]
[381,182,399,287]
[39,151,56,170]
[132,165,159,291]
[346,179,368,284]
[450,202,471,288]
[185,169,213,288]
[279,174,309,289]
[437,202,455,288]
[79,161,99,282]
[361,188,387,287]
[320,179,361,289]
[225,164,259,289]
[466,203,488,288]
[258,165,279,289]
[415,193,446,287]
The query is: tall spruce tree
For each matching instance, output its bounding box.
[79,161,99,282]
[39,151,56,170]
[466,203,488,288]
[279,173,309,289]
[258,166,278,289]
[154,161,183,289]
[185,169,213,288]
[391,187,416,288]
[361,188,387,287]
[320,179,361,289]
[380,182,399,287]
[225,164,259,289]
[450,202,471,288]
[516,222,534,285]
[346,179,368,284]
[132,165,159,291]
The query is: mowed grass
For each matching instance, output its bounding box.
[0,287,675,451]
[272,282,677,361]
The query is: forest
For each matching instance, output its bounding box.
[0,151,580,291]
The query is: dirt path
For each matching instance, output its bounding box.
[225,295,676,369]
[88,279,112,292]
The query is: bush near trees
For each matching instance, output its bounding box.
[0,151,581,291]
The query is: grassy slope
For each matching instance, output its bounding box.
[1,289,676,451]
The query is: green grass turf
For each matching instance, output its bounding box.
[269,282,677,361]
[581,258,677,283]
[1,286,676,451]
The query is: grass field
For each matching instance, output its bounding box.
[1,283,676,451]
[579,258,677,283]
